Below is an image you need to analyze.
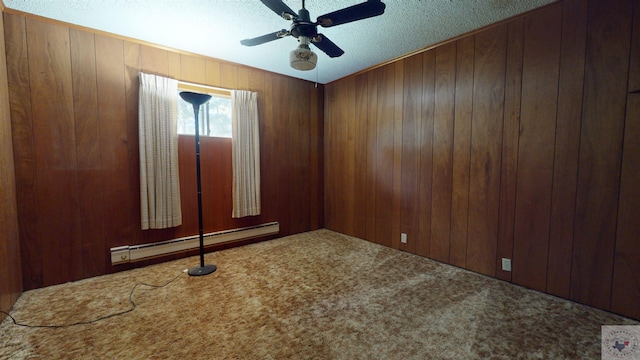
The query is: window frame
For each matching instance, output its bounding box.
[177,82,232,139]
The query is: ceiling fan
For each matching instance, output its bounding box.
[241,0,386,71]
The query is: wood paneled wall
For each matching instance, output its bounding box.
[0,10,22,319]
[4,12,324,290]
[324,0,640,320]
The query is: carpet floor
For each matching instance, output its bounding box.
[1,229,637,359]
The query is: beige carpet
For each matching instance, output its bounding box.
[1,229,637,359]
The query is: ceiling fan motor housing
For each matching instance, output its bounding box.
[290,8,317,39]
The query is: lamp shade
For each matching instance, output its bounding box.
[179,91,212,106]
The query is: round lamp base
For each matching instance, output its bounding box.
[188,264,217,276]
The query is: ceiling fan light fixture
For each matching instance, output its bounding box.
[243,0,387,70]
[290,36,317,71]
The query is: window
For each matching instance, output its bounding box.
[177,84,232,138]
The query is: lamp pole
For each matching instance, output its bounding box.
[179,91,217,276]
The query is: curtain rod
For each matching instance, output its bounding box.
[178,80,232,94]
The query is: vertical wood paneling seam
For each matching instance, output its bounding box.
[568,0,590,301]
[422,53,436,257]
[604,0,638,304]
[450,58,457,261]
[509,20,525,276]
[349,77,357,235]
[609,74,633,307]
[16,16,37,210]
[392,70,405,250]
[626,0,639,93]
[93,36,108,240]
[610,93,630,310]
[23,20,38,228]
[494,29,510,273]
[308,83,314,228]
[370,70,381,244]
[123,39,139,253]
[92,35,108,267]
[464,39,475,266]
[393,62,403,249]
[545,29,564,291]
[429,46,458,264]
[546,6,576,292]
[24,19,43,287]
[446,56,457,262]
[323,85,329,228]
[68,30,86,277]
[611,2,637,307]
[448,59,458,264]
[9,14,39,289]
[307,85,313,229]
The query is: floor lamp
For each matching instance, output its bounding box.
[179,91,217,276]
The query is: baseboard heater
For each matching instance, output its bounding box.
[110,222,279,265]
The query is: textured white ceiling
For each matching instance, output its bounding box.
[3,0,555,84]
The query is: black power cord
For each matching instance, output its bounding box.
[0,271,185,329]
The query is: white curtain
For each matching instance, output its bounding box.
[138,72,182,229]
[232,90,261,218]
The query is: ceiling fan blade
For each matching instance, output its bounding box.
[260,0,296,19]
[311,34,345,58]
[240,30,288,46]
[317,0,386,27]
